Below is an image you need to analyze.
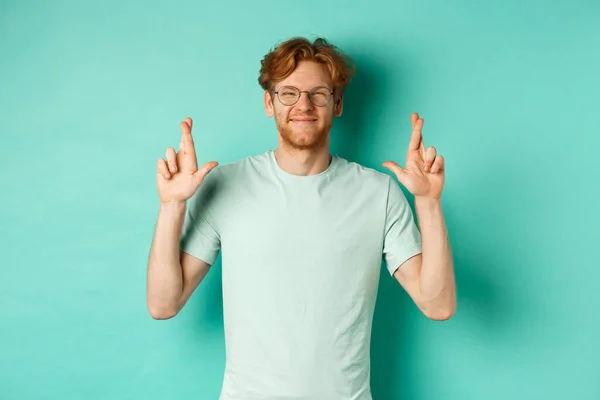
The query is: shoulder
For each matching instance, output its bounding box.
[188,152,270,211]
[333,156,393,189]
[210,151,270,177]
[202,151,271,186]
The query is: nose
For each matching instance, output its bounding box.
[295,92,314,112]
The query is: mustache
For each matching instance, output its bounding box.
[288,115,318,120]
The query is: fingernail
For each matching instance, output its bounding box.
[170,164,176,172]
[164,173,170,178]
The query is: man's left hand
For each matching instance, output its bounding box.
[383,112,445,200]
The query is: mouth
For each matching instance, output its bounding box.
[289,118,317,123]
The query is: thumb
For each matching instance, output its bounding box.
[193,161,219,186]
[382,161,408,183]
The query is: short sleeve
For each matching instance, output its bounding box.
[179,169,222,265]
[382,176,422,275]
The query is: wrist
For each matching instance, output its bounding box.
[159,200,187,212]
[415,195,441,204]
[414,196,442,211]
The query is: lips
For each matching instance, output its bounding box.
[289,117,317,122]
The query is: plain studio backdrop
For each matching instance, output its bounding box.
[1,0,598,399]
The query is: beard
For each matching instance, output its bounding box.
[275,116,332,151]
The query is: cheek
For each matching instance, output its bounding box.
[275,106,292,120]
[274,110,291,125]
[319,108,335,121]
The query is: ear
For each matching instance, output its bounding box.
[333,94,344,117]
[264,90,274,117]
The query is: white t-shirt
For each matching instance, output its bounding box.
[180,150,422,400]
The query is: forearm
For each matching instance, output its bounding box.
[415,197,456,314]
[147,201,187,315]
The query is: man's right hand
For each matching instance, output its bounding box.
[156,117,218,204]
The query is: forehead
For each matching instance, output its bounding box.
[276,60,333,89]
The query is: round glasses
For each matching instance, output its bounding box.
[272,86,334,107]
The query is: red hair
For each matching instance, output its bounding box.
[258,37,355,96]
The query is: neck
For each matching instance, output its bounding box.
[273,145,332,176]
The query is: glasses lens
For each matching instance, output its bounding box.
[277,86,300,105]
[309,88,332,106]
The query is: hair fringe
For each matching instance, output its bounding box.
[258,37,356,95]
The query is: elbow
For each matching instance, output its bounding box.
[422,300,456,321]
[425,307,455,321]
[147,301,179,320]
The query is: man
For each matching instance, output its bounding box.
[147,37,456,400]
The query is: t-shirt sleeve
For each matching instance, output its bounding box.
[179,169,222,265]
[382,176,422,275]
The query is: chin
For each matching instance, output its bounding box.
[276,120,331,150]
[284,133,328,150]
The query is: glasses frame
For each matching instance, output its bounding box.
[271,85,335,107]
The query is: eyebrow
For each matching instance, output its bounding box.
[275,85,333,91]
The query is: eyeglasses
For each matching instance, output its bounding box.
[271,86,334,107]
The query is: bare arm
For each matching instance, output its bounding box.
[146,117,218,320]
[146,201,211,319]
[383,112,456,320]
[393,198,456,320]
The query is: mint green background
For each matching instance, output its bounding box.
[1,0,598,399]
